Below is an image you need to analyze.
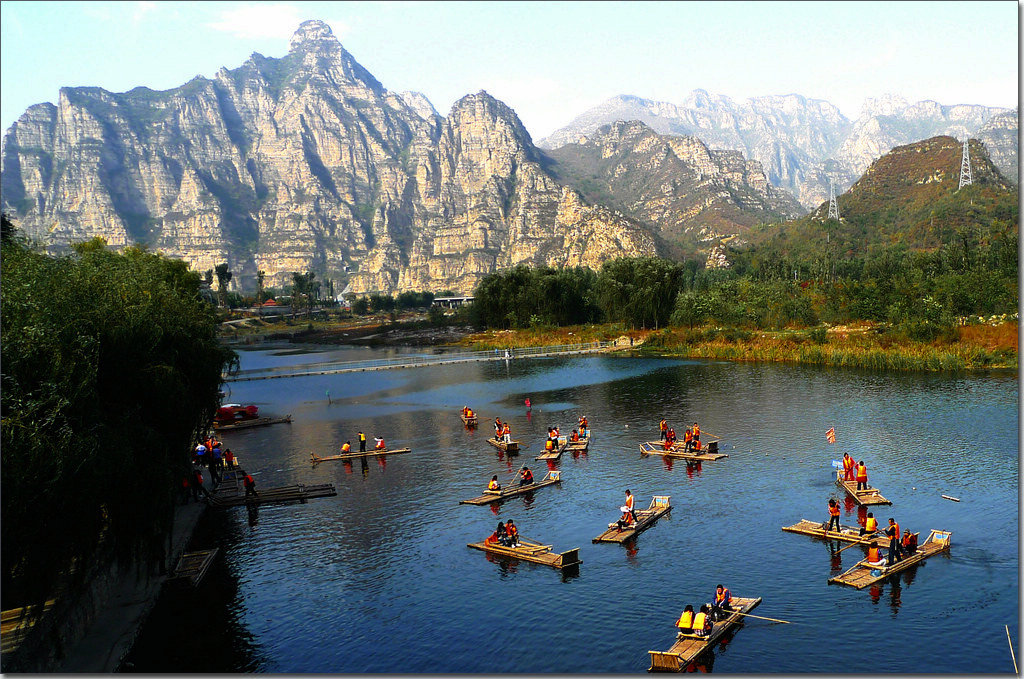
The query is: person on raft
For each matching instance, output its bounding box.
[856,460,869,490]
[885,517,903,563]
[860,511,879,536]
[504,519,520,547]
[676,604,696,636]
[341,441,351,453]
[826,498,841,532]
[866,540,887,567]
[902,529,918,554]
[570,429,580,443]
[487,521,508,546]
[842,452,856,481]
[243,472,258,499]
[616,489,637,529]
[709,585,732,621]
[692,604,713,637]
[659,418,668,441]
[488,475,501,491]
[518,467,534,486]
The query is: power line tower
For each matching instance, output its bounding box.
[827,180,840,221]
[958,138,973,190]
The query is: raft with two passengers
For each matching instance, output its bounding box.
[460,468,560,505]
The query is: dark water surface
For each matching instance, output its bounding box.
[126,347,1019,673]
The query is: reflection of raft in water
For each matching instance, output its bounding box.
[467,537,581,571]
[834,469,891,505]
[459,470,561,505]
[593,496,671,543]
[648,596,762,672]
[639,440,726,462]
[828,529,951,589]
[781,518,888,545]
[310,447,412,464]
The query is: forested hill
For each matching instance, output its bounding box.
[743,136,1018,263]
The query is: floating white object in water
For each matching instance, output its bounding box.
[941,494,961,502]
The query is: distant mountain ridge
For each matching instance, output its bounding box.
[539,91,1017,209]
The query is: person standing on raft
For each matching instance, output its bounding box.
[659,419,668,441]
[856,460,869,490]
[826,498,841,532]
[358,431,366,452]
[842,452,855,481]
[885,517,902,563]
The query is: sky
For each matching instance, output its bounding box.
[1,1,1019,140]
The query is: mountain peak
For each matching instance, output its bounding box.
[289,20,340,52]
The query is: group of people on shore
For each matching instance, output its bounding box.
[675,585,733,638]
[183,436,257,503]
[659,419,702,452]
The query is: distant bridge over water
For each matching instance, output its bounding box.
[225,340,625,382]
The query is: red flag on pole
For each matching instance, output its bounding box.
[826,427,836,444]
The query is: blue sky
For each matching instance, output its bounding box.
[1,1,1018,139]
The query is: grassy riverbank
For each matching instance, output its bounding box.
[457,322,1018,372]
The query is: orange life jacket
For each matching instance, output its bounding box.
[571,431,579,442]
[890,521,901,541]
[867,546,881,562]
[506,524,518,539]
[376,440,386,450]
[856,464,867,481]
[843,456,854,471]
[341,443,351,452]
[546,439,553,451]
[684,430,692,442]
[625,494,634,511]
[693,426,700,438]
[660,420,667,431]
[503,424,510,435]
[693,440,701,450]
[829,503,840,517]
[243,474,254,487]
[715,588,730,605]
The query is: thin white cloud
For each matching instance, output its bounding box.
[206,4,348,40]
[132,1,158,25]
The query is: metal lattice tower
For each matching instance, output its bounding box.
[827,180,840,221]
[958,138,973,190]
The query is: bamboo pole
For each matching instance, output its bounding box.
[726,609,792,624]
[1007,625,1017,673]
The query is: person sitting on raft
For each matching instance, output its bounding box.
[374,437,386,450]
[866,541,887,567]
[518,467,534,486]
[860,512,878,536]
[666,428,676,444]
[487,521,508,546]
[710,585,732,621]
[616,490,637,529]
[341,441,351,453]
[902,529,918,554]
[504,519,520,547]
[676,605,695,636]
[570,429,580,443]
[488,475,501,491]
[692,605,713,637]
[545,436,555,452]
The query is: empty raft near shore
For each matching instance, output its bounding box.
[639,441,727,462]
[594,496,671,543]
[310,447,412,464]
[828,529,951,589]
[648,596,762,672]
[467,538,581,571]
[834,471,891,505]
[460,471,561,505]
[213,415,292,431]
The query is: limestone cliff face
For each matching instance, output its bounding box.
[545,121,804,256]
[1,20,654,295]
[977,109,1019,184]
[539,91,1017,209]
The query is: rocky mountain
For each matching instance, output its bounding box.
[753,136,1018,259]
[544,120,804,262]
[539,92,1017,208]
[977,109,1019,184]
[1,20,655,295]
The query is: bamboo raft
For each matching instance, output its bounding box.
[781,518,889,546]
[535,438,568,461]
[834,470,891,506]
[461,414,478,427]
[460,470,561,505]
[171,548,219,586]
[566,435,590,453]
[487,437,520,454]
[828,529,951,589]
[310,447,412,464]
[209,482,337,507]
[648,596,762,672]
[1,599,55,655]
[593,496,671,543]
[213,414,292,431]
[467,537,582,571]
[639,441,727,462]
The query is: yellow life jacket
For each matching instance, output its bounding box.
[488,480,500,490]
[866,517,878,532]
[693,612,708,631]
[676,611,694,629]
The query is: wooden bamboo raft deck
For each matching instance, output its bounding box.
[209,482,337,507]
[566,437,590,453]
[648,596,762,672]
[828,530,951,589]
[639,441,727,462]
[535,439,568,461]
[170,548,219,586]
[310,447,412,464]
[467,538,582,570]
[460,471,561,505]
[834,470,891,505]
[593,496,671,543]
[487,438,520,454]
[461,414,478,427]
[1,599,55,655]
[782,519,888,545]
[213,414,292,431]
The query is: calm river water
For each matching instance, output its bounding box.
[125,345,1019,673]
